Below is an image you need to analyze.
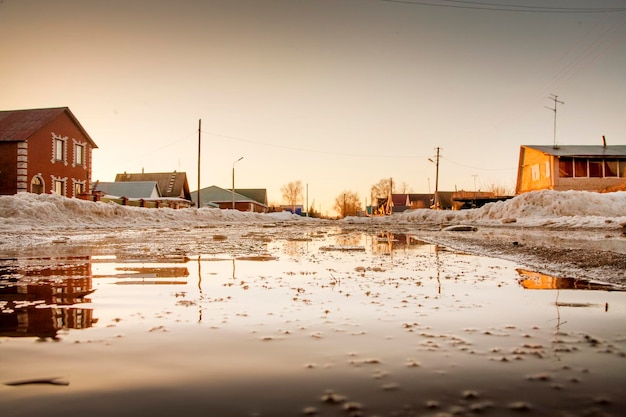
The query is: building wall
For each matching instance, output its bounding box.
[554,172,625,192]
[517,146,626,194]
[516,147,554,194]
[25,113,94,197]
[0,142,19,194]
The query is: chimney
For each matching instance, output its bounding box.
[602,135,607,148]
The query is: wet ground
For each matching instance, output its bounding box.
[1,224,625,416]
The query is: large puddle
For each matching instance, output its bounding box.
[1,227,625,417]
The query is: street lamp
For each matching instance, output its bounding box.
[232,156,243,210]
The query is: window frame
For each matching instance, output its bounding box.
[55,138,65,161]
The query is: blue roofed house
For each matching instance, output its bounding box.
[191,185,268,212]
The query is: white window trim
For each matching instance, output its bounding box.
[72,139,88,168]
[51,132,69,166]
[72,178,86,197]
[51,175,67,196]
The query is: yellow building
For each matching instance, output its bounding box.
[516,145,626,194]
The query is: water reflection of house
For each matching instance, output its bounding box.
[517,269,619,291]
[0,307,95,339]
[113,266,190,278]
[0,277,96,339]
[371,232,430,255]
[25,258,92,278]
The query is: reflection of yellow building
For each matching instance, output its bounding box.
[516,269,618,291]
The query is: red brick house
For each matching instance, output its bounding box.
[0,107,97,197]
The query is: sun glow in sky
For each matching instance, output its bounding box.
[1,0,625,215]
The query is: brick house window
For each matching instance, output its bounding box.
[74,181,85,197]
[51,133,68,165]
[55,138,65,161]
[54,179,65,195]
[75,144,84,165]
[30,176,44,194]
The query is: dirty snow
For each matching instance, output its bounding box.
[0,190,624,231]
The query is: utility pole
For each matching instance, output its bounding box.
[197,119,201,208]
[545,94,564,149]
[428,147,440,209]
[434,147,440,209]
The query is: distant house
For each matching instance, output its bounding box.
[115,171,192,201]
[373,192,455,214]
[93,181,161,199]
[191,185,268,213]
[516,144,626,194]
[0,107,97,197]
[93,179,192,209]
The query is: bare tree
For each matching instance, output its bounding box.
[334,190,362,218]
[398,181,413,194]
[485,181,514,197]
[370,178,395,204]
[281,180,303,212]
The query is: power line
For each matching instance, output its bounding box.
[201,129,431,160]
[379,0,626,13]
[440,156,515,171]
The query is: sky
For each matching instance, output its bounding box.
[1,0,625,216]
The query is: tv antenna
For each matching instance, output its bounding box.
[545,94,564,149]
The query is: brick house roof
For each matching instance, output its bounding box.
[0,107,97,147]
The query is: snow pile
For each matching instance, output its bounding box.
[355,190,626,229]
[0,192,306,230]
[0,190,624,231]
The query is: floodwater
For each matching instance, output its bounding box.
[1,225,625,417]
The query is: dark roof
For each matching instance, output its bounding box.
[115,172,191,200]
[93,181,161,199]
[0,107,97,148]
[523,145,626,157]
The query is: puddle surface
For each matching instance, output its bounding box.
[1,227,625,417]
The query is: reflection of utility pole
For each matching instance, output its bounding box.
[197,119,201,208]
[545,94,564,149]
[197,256,202,323]
[434,244,441,295]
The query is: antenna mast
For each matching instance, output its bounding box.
[545,94,564,149]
